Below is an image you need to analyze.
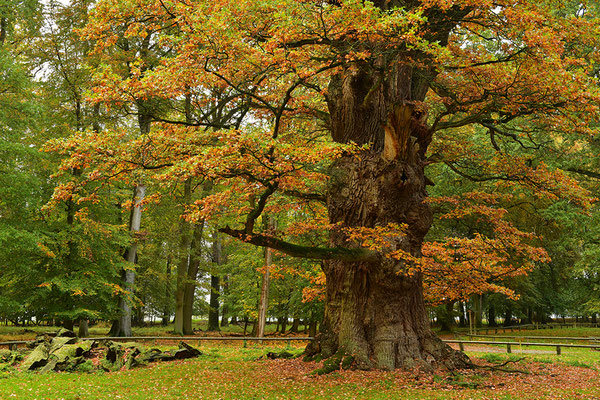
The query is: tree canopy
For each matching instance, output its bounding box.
[2,0,600,372]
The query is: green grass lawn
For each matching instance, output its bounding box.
[0,343,598,399]
[451,326,600,368]
[0,325,599,399]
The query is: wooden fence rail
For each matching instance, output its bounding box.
[460,334,600,342]
[2,336,599,356]
[444,339,600,355]
[456,322,600,335]
[0,336,314,350]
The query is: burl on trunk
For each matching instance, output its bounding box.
[306,64,469,371]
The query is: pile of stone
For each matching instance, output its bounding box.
[12,329,202,373]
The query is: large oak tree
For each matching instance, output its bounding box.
[68,0,600,370]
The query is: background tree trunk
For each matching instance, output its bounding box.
[207,235,222,331]
[183,221,204,335]
[78,320,89,338]
[290,318,300,333]
[113,184,146,337]
[458,302,467,327]
[162,256,172,326]
[257,216,275,338]
[174,179,192,335]
[472,294,483,328]
[438,301,455,332]
[220,276,229,328]
[279,316,287,334]
[503,305,513,327]
[309,320,318,338]
[112,95,151,337]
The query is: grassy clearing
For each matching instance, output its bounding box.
[456,327,600,368]
[458,327,600,340]
[1,326,599,399]
[0,342,598,399]
[467,347,600,370]
[496,327,600,338]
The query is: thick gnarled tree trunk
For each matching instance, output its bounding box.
[306,62,469,370]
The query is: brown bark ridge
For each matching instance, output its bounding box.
[305,57,469,370]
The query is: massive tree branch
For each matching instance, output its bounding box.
[282,189,326,203]
[219,227,377,262]
[567,167,600,180]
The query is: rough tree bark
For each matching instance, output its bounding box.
[212,1,472,371]
[305,28,470,369]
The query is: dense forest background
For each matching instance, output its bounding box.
[2,0,600,340]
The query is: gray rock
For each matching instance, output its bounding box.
[173,342,202,360]
[21,344,49,371]
[49,336,77,353]
[56,328,77,338]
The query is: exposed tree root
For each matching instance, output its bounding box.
[467,357,530,374]
[310,349,355,375]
